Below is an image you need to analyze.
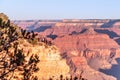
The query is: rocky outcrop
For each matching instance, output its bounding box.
[0,13,8,22]
[15,39,70,80]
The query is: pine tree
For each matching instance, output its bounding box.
[6,19,10,27]
[0,18,2,26]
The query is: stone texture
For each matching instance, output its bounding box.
[54,28,119,52]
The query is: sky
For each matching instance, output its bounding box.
[0,0,120,20]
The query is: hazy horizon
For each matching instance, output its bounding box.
[0,0,120,20]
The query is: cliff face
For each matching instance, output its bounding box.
[0,39,70,80]
[54,28,120,80]
[13,39,70,80]
[54,28,119,52]
[60,48,119,80]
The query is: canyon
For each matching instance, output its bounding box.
[1,15,120,80]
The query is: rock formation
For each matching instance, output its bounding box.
[54,28,119,80]
[12,19,120,80]
[54,28,119,52]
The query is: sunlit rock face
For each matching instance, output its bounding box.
[17,40,70,79]
[0,38,70,80]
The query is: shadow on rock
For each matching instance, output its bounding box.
[100,58,120,80]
